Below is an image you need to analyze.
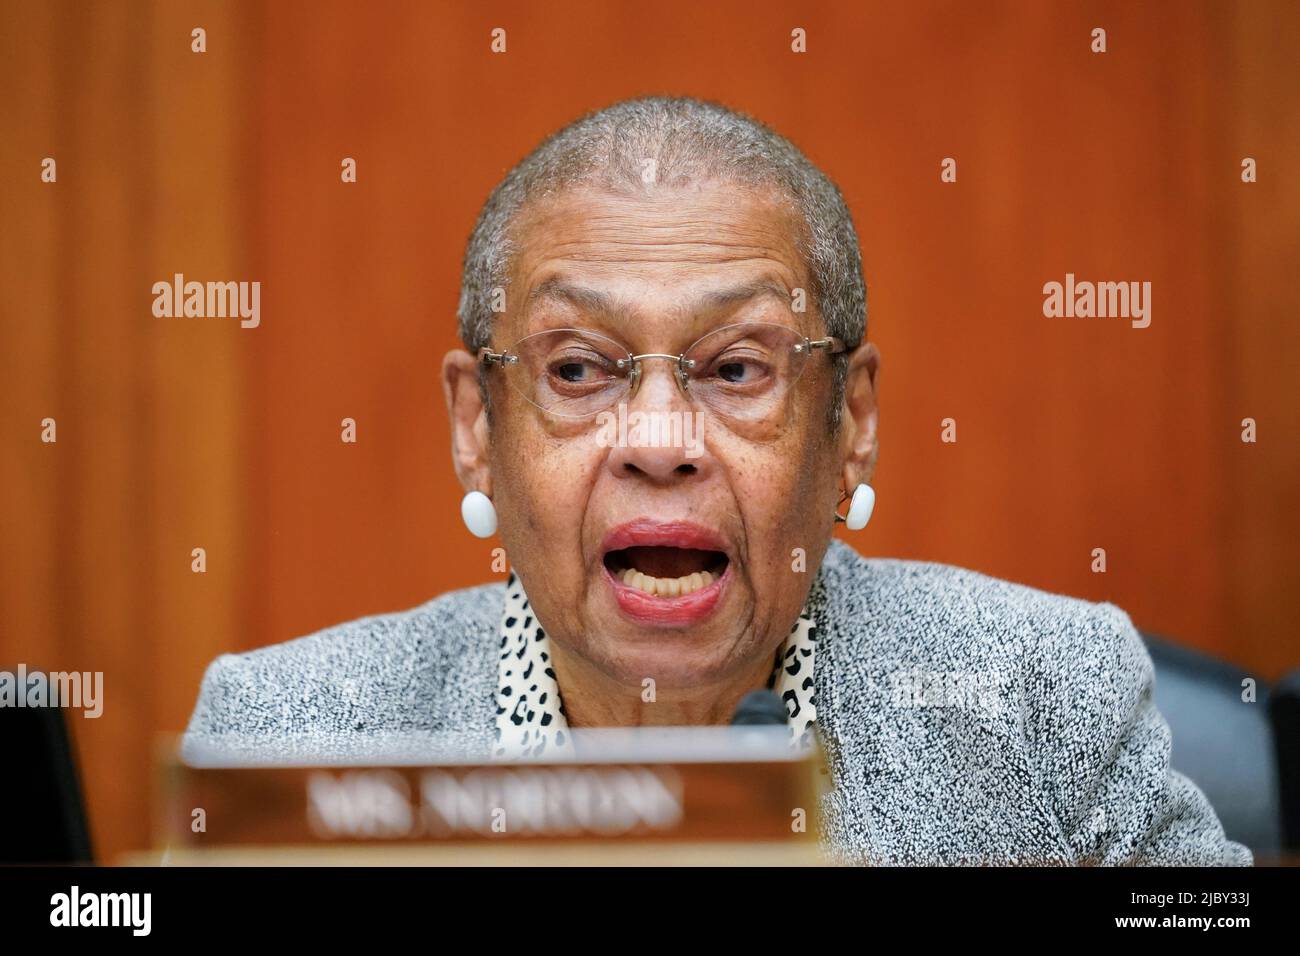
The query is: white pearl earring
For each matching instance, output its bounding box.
[460,490,498,538]
[841,483,876,531]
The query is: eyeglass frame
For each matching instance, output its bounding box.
[476,322,848,413]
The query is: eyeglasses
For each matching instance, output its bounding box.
[479,321,846,424]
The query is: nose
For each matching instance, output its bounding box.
[604,359,711,484]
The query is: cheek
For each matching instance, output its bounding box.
[492,415,603,551]
[721,432,830,562]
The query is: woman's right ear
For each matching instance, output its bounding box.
[441,349,492,498]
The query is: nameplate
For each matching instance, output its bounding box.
[164,728,827,847]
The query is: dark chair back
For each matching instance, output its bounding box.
[1142,632,1284,853]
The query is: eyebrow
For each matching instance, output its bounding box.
[697,279,792,310]
[528,278,625,318]
[527,277,792,318]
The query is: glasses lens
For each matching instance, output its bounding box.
[501,328,632,418]
[683,322,810,422]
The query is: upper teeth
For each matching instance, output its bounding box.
[621,567,714,597]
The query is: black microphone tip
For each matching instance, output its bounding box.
[731,689,788,726]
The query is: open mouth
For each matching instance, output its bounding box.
[602,546,730,598]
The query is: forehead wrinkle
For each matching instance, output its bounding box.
[517,193,805,266]
[524,275,794,330]
[539,241,792,266]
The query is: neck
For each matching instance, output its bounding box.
[549,641,774,727]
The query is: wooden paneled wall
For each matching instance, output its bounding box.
[1,0,250,860]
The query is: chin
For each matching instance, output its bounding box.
[578,609,762,692]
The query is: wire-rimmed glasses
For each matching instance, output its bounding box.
[479,321,846,424]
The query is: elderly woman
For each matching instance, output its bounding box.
[185,96,1248,866]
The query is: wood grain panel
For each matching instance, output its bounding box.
[0,0,247,862]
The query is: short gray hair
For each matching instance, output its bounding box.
[457,96,866,428]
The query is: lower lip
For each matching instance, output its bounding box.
[601,561,730,628]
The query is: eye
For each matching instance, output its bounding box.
[548,350,616,385]
[716,360,752,383]
[708,351,772,385]
[556,361,592,383]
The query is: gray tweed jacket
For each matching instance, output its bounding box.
[183,539,1251,866]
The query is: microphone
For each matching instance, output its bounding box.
[730,689,788,726]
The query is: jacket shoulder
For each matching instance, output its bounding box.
[818,538,1113,668]
[182,582,503,759]
[816,540,1249,865]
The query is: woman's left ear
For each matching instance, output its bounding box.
[840,341,881,492]
[442,348,493,499]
